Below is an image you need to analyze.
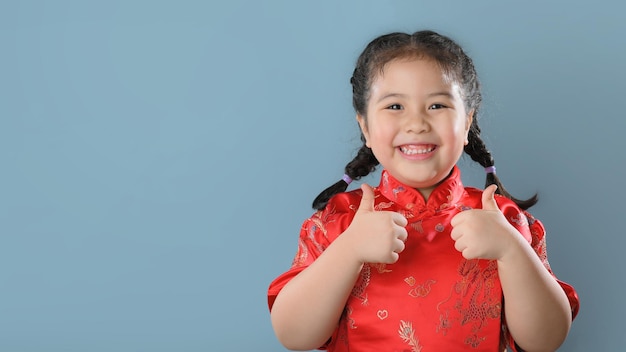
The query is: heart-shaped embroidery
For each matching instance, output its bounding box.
[377,310,388,320]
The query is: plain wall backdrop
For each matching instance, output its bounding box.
[1,1,624,350]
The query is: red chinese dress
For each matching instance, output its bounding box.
[268,166,579,351]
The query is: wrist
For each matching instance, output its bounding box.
[497,228,530,263]
[335,229,367,266]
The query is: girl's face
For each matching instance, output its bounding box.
[357,58,473,200]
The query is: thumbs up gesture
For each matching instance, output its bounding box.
[450,185,522,260]
[343,184,409,264]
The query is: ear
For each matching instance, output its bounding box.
[464,109,474,146]
[356,114,371,147]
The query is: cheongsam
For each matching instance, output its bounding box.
[269,166,579,351]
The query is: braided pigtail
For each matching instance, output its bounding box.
[312,141,379,210]
[311,33,399,210]
[464,121,538,210]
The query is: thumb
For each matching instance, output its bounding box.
[358,183,376,212]
[481,184,499,211]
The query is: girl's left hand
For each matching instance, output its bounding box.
[450,185,523,260]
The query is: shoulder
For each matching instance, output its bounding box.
[311,186,393,236]
[318,188,362,218]
[304,189,363,242]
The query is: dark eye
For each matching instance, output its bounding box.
[429,103,446,110]
[387,104,403,110]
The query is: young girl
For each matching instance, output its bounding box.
[268,30,579,351]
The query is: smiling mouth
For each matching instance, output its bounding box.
[399,145,436,155]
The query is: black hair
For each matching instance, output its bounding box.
[312,30,537,210]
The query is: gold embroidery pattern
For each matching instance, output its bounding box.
[307,219,327,253]
[335,305,354,349]
[436,311,452,336]
[404,276,436,298]
[375,201,394,211]
[398,320,422,352]
[351,264,371,305]
[372,263,392,274]
[509,212,528,227]
[311,204,338,239]
[457,260,500,326]
[345,305,356,329]
[292,239,309,267]
[465,334,487,348]
[533,234,548,263]
[436,259,501,348]
[293,204,344,267]
[410,220,424,234]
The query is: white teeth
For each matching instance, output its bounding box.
[400,146,434,155]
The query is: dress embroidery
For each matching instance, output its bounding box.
[410,220,424,233]
[406,277,436,298]
[398,320,422,352]
[372,263,392,273]
[509,212,528,227]
[435,259,501,348]
[375,201,394,211]
[392,185,405,199]
[351,264,371,305]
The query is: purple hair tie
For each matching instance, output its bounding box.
[484,166,496,174]
[342,174,353,185]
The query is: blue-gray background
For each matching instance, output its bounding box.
[1,1,624,351]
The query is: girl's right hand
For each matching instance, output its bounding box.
[342,183,408,264]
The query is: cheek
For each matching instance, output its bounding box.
[368,124,395,147]
[439,124,469,152]
[452,121,470,142]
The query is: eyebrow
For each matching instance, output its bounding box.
[375,91,455,103]
[375,93,408,103]
[428,91,455,99]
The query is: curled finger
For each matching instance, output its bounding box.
[453,239,466,253]
[392,212,408,227]
[393,238,406,254]
[396,227,408,243]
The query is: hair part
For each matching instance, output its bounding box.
[312,30,537,211]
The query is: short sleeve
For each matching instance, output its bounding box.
[497,203,580,351]
[267,193,358,311]
[521,210,580,319]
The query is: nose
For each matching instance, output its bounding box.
[404,111,430,134]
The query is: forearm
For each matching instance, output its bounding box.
[498,237,572,352]
[270,234,362,350]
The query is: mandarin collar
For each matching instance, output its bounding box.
[378,166,465,214]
